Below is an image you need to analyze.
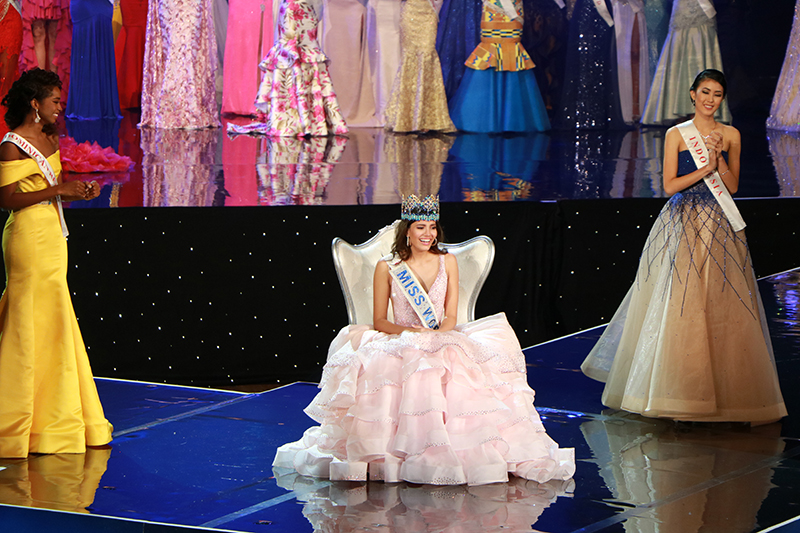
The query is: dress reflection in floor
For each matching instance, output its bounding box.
[582,415,782,533]
[141,128,220,206]
[768,129,800,197]
[273,468,574,533]
[0,447,110,512]
[255,135,347,205]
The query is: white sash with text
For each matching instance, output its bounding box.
[676,120,746,232]
[384,255,440,330]
[2,132,69,237]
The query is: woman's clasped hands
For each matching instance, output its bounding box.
[60,179,100,201]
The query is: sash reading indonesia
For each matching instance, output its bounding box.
[676,120,746,232]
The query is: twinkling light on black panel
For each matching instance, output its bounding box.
[0,199,796,387]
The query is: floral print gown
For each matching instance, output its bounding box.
[228,0,348,136]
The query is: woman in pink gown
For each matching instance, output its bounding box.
[139,0,220,128]
[273,198,575,486]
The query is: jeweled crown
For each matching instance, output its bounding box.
[401,194,440,221]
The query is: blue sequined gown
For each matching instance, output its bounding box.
[554,0,624,129]
[66,0,122,120]
[581,152,787,423]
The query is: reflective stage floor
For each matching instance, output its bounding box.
[60,114,800,208]
[1,268,798,533]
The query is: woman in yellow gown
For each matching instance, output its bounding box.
[0,68,112,458]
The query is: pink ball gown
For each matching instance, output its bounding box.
[274,255,575,486]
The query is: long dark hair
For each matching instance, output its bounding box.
[2,68,62,131]
[391,219,448,261]
[690,69,727,99]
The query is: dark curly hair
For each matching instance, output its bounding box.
[391,219,448,261]
[690,69,727,99]
[2,68,62,131]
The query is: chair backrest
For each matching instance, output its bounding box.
[331,220,495,325]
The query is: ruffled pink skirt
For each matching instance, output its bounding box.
[274,313,575,486]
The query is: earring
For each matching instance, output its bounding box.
[34,109,41,123]
[431,238,437,246]
[690,98,695,107]
[406,236,410,246]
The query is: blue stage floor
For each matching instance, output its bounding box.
[1,268,799,533]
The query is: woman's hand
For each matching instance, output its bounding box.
[85,181,100,200]
[58,180,100,201]
[704,131,724,154]
[706,150,718,172]
[57,180,88,198]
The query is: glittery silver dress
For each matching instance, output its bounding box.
[767,0,800,132]
[581,151,787,423]
[640,0,731,126]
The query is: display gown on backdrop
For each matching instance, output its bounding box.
[115,0,148,109]
[18,0,71,100]
[384,0,455,133]
[66,0,122,120]
[449,0,550,133]
[318,0,379,126]
[227,0,348,136]
[221,0,274,116]
[0,142,113,457]
[434,0,482,101]
[274,255,575,485]
[0,0,22,138]
[640,0,731,125]
[611,0,649,125]
[139,0,220,128]
[581,151,787,423]
[642,0,670,82]
[767,0,800,132]
[554,0,625,130]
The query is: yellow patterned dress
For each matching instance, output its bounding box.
[465,0,533,72]
[0,150,113,458]
[449,0,550,132]
[384,0,456,133]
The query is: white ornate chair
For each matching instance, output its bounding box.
[331,220,495,325]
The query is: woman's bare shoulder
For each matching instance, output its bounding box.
[375,258,389,274]
[720,123,740,140]
[0,141,23,161]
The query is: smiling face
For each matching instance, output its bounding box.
[32,87,62,125]
[406,220,438,253]
[690,79,725,118]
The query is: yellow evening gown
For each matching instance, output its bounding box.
[0,152,113,458]
[384,0,456,133]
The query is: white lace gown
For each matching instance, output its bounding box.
[640,0,731,125]
[274,255,575,486]
[767,0,800,132]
